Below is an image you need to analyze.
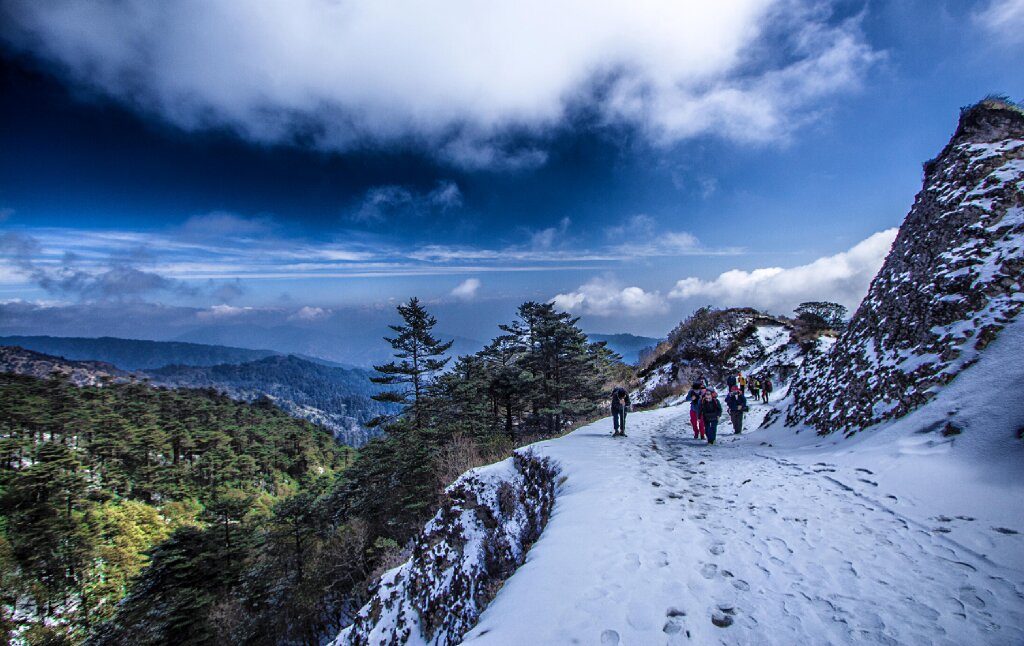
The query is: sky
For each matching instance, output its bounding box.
[1,0,1023,356]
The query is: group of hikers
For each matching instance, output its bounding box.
[731,371,773,404]
[609,370,776,444]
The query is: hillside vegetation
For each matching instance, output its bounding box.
[0,375,352,644]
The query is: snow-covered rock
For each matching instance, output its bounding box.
[786,99,1024,435]
[333,451,559,646]
[632,308,830,407]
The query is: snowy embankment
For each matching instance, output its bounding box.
[334,452,559,646]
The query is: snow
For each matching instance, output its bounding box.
[457,399,1023,644]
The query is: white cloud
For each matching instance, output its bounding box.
[197,304,254,320]
[530,217,572,250]
[668,228,897,313]
[450,278,481,300]
[976,0,1024,43]
[0,1,877,166]
[289,305,331,321]
[553,277,668,317]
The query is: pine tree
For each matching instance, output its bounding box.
[371,297,453,430]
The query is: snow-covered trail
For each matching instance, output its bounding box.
[464,405,1024,645]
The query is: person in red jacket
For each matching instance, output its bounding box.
[685,380,706,440]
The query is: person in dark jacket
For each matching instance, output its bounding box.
[726,373,737,391]
[611,386,630,436]
[749,378,760,400]
[699,390,723,445]
[685,381,706,440]
[761,377,773,403]
[725,387,747,434]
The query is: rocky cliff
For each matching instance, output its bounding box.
[333,451,559,646]
[786,99,1024,435]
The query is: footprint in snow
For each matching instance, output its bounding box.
[855,467,874,475]
[709,542,726,556]
[711,610,735,628]
[993,527,1019,535]
[600,629,620,645]
[700,563,718,579]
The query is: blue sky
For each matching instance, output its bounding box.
[1,0,1023,346]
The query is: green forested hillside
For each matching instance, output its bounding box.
[0,375,351,644]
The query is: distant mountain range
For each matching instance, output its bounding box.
[172,323,483,367]
[0,337,392,447]
[588,333,662,364]
[0,335,278,370]
[147,354,393,447]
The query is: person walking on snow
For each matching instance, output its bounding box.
[762,377,773,403]
[750,377,760,401]
[699,390,724,445]
[686,381,706,440]
[737,372,747,393]
[726,373,738,391]
[611,386,630,437]
[725,387,747,434]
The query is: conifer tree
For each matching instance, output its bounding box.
[371,297,453,429]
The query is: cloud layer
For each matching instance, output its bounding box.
[668,228,897,313]
[553,277,668,317]
[1,1,877,166]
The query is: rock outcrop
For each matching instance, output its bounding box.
[786,99,1024,435]
[333,451,560,646]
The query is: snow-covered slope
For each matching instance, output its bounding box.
[787,99,1024,435]
[766,310,1024,568]
[334,452,559,646]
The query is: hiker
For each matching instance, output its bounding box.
[726,373,738,391]
[685,380,706,440]
[700,389,724,445]
[611,386,630,437]
[749,378,760,401]
[725,387,747,434]
[762,377,773,403]
[737,372,747,393]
